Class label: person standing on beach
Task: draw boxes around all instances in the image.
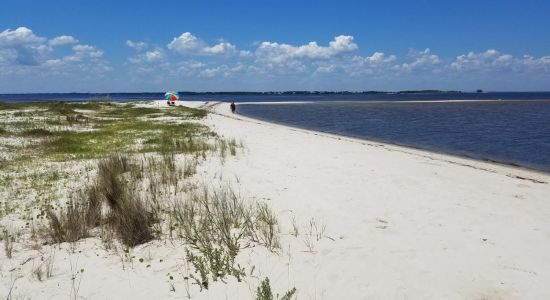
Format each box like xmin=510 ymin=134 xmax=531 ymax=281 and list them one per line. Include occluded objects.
xmin=230 ymin=102 xmax=236 ymax=113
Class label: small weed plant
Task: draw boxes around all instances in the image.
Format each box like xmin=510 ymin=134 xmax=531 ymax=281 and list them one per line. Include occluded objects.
xmin=256 ymin=277 xmax=297 ymax=300
xmin=2 ymin=229 xmax=15 ymax=259
xmin=172 ymin=185 xmax=280 ymax=290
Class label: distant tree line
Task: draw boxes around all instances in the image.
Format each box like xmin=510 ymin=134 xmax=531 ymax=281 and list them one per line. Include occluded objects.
xmin=178 ymin=90 xmax=465 ymax=95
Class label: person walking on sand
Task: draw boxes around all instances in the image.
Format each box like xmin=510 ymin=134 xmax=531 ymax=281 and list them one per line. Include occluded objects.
xmin=230 ymin=102 xmax=236 ymax=113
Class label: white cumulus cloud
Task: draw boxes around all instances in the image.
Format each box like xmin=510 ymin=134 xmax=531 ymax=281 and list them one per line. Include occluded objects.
xmin=72 ymin=44 xmax=104 ymax=58
xmin=354 ymin=52 xmax=397 ymax=65
xmin=0 ymin=27 xmax=45 ymax=46
xmin=198 ymin=64 xmax=245 ymax=78
xmin=255 ymin=35 xmax=358 ymax=64
xmin=451 ymin=49 xmax=516 ymax=71
xmin=59 ymin=44 xmax=105 ymax=65
xmin=167 ymin=32 xmax=204 ymax=53
xmin=49 ymin=35 xmax=78 ymax=46
xmin=126 ymin=40 xmax=147 ymax=51
xmin=450 ymin=49 xmax=550 ymax=73
xmin=521 ymin=55 xmax=550 ymax=70
xmin=0 ymin=27 xmax=49 ymax=65
xmin=203 ymin=42 xmax=237 ymax=55
xmin=400 ymin=48 xmax=441 ymax=72
xmin=167 ymin=32 xmax=250 ymax=56
xmin=128 ymin=49 xmax=164 ymax=64
xmin=314 ymin=52 xmax=397 ymax=76
xmin=0 ymin=26 xmax=112 ymax=90
xmin=145 ymin=50 xmax=163 ymax=61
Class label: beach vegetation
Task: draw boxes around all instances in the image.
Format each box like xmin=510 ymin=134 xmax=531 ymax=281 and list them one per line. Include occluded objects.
xmin=280 ymin=288 xmax=298 ymax=300
xmin=2 ymin=229 xmax=15 ymax=259
xmin=256 ymin=277 xmax=273 ymax=300
xmin=0 ymin=101 xmax=281 ymax=297
xmin=0 ymin=102 xmax=220 ymax=166
xmin=228 ymin=139 xmax=239 ymax=156
xmin=290 ymin=216 xmax=299 ymax=237
xmin=99 ymin=106 xmax=163 ymax=118
xmin=251 ymin=202 xmax=281 ymax=251
xmin=0 ymin=201 xmax=15 ymax=219
xmin=218 ymin=139 xmax=228 ymax=159
xmin=183 ymin=157 xmax=199 ymax=178
xmin=171 ymin=185 xmax=280 ymax=289
xmin=37 ymin=153 xmax=278 ymax=290
xmin=45 ymin=199 xmax=91 ymax=244
xmin=185 ymin=246 xmax=246 ymax=290
xmin=42 ymin=154 xmax=153 ymax=246
xmin=47 ymin=102 xmax=77 ymax=115
xmin=0 ymin=102 xmax=14 ymax=110
xmin=39 ymin=120 xmax=212 ymax=160
xmin=33 ymin=264 xmax=44 ymax=281
xmin=256 ymin=277 xmax=297 ymax=300
xmin=95 ymin=155 xmax=155 ymax=246
xmin=32 ymin=254 xmax=54 ymax=282
xmin=22 ymin=128 xmax=54 ymax=137
xmin=162 ymin=106 xmax=208 ymax=119
xmin=300 ymin=218 xmax=328 ymax=253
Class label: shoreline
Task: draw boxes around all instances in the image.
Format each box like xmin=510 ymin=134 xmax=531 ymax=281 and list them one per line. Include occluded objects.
xmin=236 ymin=99 xmax=550 ymax=104
xmin=3 ymin=98 xmax=550 ymax=104
xmin=242 ymin=113 xmax=550 ymax=179
xmin=195 ymin=100 xmax=550 ymax=183
xmin=188 ymin=99 xmax=550 ymax=298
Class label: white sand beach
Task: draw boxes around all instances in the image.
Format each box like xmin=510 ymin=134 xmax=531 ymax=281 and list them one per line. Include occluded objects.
xmin=196 ymin=100 xmax=550 ymax=299
xmin=2 ymin=100 xmax=550 ymax=299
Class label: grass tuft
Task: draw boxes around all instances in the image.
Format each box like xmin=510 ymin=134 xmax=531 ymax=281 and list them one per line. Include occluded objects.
xmin=163 ymin=106 xmax=208 ymax=119
xmin=22 ymin=128 xmax=54 ymax=136
xmin=2 ymin=229 xmax=15 ymax=259
xmin=48 ymin=102 xmax=77 ymax=115
xmin=42 ymin=154 xmax=155 ymax=247
xmin=252 ymin=203 xmax=281 ymax=251
xmin=45 ymin=200 xmax=90 ymax=244
xmin=95 ymin=155 xmax=154 ymax=247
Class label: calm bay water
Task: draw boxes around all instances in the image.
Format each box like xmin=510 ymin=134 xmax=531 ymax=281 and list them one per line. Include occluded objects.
xmin=2 ymin=91 xmax=550 ymax=102
xmin=238 ymin=99 xmax=550 ymax=173
xmin=2 ymin=92 xmax=550 ymax=172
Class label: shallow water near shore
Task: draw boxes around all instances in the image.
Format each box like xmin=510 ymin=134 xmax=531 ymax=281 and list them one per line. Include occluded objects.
xmin=238 ymin=100 xmax=550 ymax=173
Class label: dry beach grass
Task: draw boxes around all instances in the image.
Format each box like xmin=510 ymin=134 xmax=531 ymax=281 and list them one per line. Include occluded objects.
xmin=0 ymin=101 xmax=295 ymax=299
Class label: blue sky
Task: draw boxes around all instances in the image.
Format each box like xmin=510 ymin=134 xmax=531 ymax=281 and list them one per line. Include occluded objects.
xmin=1 ymin=0 xmax=549 ymax=92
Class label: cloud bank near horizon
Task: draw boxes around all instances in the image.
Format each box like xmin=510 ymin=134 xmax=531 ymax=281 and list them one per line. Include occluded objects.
xmin=1 ymin=26 xmax=550 ymax=92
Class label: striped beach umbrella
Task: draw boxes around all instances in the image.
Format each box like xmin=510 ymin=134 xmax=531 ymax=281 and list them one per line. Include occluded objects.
xmin=164 ymin=91 xmax=179 ymax=101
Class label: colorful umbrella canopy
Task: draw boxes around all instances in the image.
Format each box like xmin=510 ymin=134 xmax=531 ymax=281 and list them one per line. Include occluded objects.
xmin=164 ymin=91 xmax=179 ymax=101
